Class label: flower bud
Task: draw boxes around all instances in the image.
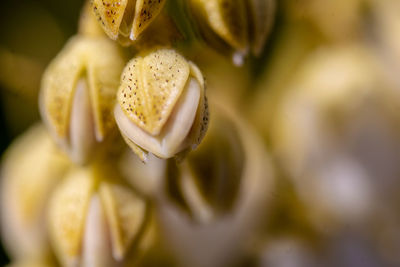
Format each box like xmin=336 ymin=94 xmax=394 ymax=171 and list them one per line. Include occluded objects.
xmin=155 ymin=101 xmax=274 ymax=267
xmin=114 ymin=48 xmax=209 ymax=161
xmin=1 ymin=124 xmax=70 ymax=261
xmin=40 ymin=35 xmax=125 ymax=164
xmin=91 ymin=0 xmax=167 ymax=44
xmin=187 ymin=0 xmax=275 ymax=64
xmin=48 ymin=164 xmax=150 ymax=267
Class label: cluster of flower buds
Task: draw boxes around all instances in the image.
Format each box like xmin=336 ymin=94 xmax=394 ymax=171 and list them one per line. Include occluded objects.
xmin=5 ymin=0 xmax=400 ymax=266
xmin=1 ymin=0 xmax=276 ymax=266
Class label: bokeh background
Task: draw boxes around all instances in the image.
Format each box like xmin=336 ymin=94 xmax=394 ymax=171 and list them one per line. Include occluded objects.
xmin=0 ymin=0 xmax=85 ymax=264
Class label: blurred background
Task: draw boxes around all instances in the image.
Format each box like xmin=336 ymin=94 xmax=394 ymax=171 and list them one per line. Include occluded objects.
xmin=0 ymin=0 xmax=84 ymax=264
xmin=1 ymin=0 xmax=400 ymax=266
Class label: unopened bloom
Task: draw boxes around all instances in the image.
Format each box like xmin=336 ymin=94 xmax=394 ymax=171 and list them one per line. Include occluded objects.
xmin=40 ymin=35 xmax=125 ymax=164
xmin=188 ymin=0 xmax=275 ymax=64
xmin=91 ymin=0 xmax=167 ymax=45
xmin=48 ymin=164 xmax=151 ymax=267
xmin=1 ymin=125 xmax=70 ymax=261
xmin=114 ymin=48 xmax=209 ymax=161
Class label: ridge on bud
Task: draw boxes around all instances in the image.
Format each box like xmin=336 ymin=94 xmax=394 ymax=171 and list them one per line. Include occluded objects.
xmin=247 ymin=0 xmax=276 ymax=56
xmin=187 ymin=0 xmax=275 ymax=65
xmin=40 ymin=35 xmax=125 ymax=164
xmin=114 ymin=48 xmax=209 ymax=161
xmin=91 ymin=0 xmax=167 ymax=44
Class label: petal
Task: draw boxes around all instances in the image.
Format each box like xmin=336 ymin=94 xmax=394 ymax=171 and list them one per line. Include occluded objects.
xmin=99 ymin=182 xmax=148 ymax=260
xmin=48 ymin=168 xmax=96 ymax=267
xmin=131 ymin=0 xmax=167 ymax=40
xmin=190 ymin=0 xmax=248 ymax=51
xmin=91 ymin=0 xmax=129 ymax=39
xmin=117 ymin=49 xmax=190 ymax=136
xmin=81 ymin=195 xmax=116 ymax=267
xmin=115 ymin=77 xmax=200 ymax=158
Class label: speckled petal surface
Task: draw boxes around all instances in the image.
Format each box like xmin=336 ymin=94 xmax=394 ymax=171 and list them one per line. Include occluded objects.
xmin=91 ymin=0 xmax=129 ymax=39
xmin=118 ymin=49 xmax=190 ymax=135
xmin=185 ymin=62 xmax=209 ymax=149
xmin=131 ymin=0 xmax=167 ymax=40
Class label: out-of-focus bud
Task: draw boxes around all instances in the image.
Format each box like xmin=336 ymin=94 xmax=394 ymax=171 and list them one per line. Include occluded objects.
xmin=114 ymin=48 xmax=209 ymax=161
xmin=91 ymin=0 xmax=167 ymax=44
xmin=369 ymin=0 xmax=400 ymax=84
xmin=48 ymin=164 xmax=151 ymax=267
xmin=187 ymin=0 xmax=275 ymax=65
xmin=247 ymin=0 xmax=276 ymax=56
xmin=40 ymin=35 xmax=125 ymax=164
xmin=1 ymin=124 xmax=70 ymax=261
xmin=154 ymin=101 xmax=274 ymax=267
xmin=271 ymin=44 xmax=400 ymax=231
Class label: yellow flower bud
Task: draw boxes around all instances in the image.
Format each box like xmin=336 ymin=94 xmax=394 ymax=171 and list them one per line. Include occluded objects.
xmin=114 ymin=48 xmax=209 ymax=161
xmin=1 ymin=124 xmax=70 ymax=261
xmin=40 ymin=35 xmax=125 ymax=164
xmin=91 ymin=0 xmax=167 ymax=44
xmin=48 ymin=164 xmax=150 ymax=267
